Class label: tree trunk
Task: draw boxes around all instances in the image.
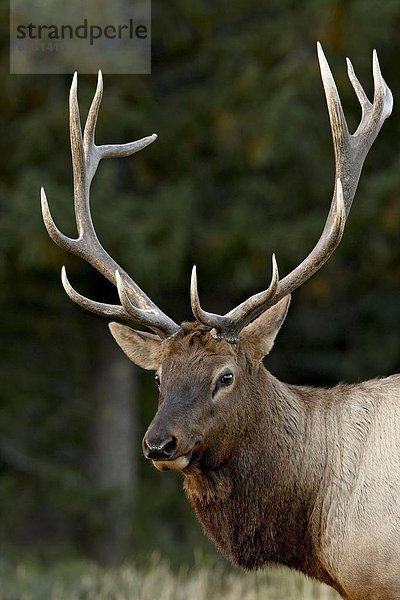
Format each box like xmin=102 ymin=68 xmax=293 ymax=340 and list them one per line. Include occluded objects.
xmin=88 ymin=321 xmax=138 ymax=565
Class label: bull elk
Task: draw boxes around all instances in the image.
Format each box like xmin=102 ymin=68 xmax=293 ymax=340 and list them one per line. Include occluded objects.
xmin=41 ymin=44 xmax=399 ymax=599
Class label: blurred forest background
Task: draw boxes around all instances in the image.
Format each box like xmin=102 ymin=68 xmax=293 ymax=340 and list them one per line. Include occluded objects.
xmin=1 ymin=0 xmax=400 ymax=593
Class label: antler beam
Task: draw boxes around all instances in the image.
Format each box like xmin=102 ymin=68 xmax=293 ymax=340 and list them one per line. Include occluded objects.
xmin=41 ymin=71 xmax=180 ymax=339
xmin=191 ymin=43 xmax=393 ymax=342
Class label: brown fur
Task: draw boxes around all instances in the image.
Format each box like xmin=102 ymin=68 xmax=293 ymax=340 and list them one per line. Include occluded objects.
xmin=110 ymin=302 xmax=400 ymax=600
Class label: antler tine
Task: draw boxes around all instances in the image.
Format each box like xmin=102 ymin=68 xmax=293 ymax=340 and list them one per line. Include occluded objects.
xmin=42 ymin=71 xmax=180 ymax=338
xmin=346 ymin=57 xmax=371 ymax=118
xmin=59 ymin=267 xmax=178 ymax=337
xmin=61 ymin=265 xmax=128 ymax=322
xmin=191 ymin=44 xmax=392 ymax=342
xmin=116 ymin=271 xmax=179 ymax=337
xmin=191 ymin=255 xmax=279 ymax=342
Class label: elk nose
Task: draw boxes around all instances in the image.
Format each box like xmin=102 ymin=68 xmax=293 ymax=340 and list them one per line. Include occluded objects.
xmin=143 ymin=436 xmax=177 ymax=460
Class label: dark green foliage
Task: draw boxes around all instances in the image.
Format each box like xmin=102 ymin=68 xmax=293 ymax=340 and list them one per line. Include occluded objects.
xmin=1 ymin=0 xmax=400 ymax=564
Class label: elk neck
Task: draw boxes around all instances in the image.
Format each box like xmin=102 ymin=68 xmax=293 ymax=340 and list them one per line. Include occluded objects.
xmin=183 ymin=365 xmax=343 ymax=583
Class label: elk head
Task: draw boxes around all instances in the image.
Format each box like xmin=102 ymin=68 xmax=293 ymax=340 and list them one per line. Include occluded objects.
xmin=109 ymin=296 xmax=290 ymax=472
xmin=42 ymin=44 xmax=392 ymax=473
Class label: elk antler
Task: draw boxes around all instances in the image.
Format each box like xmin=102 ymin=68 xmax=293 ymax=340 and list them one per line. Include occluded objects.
xmin=191 ymin=43 xmax=393 ymax=342
xmin=41 ymin=71 xmax=180 ymax=339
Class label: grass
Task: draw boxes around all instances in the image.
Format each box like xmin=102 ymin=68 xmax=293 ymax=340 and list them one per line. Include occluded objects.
xmin=0 ymin=555 xmax=340 ymax=600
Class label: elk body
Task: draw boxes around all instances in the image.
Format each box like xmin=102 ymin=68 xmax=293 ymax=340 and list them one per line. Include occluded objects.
xmin=41 ymin=45 xmax=399 ymax=599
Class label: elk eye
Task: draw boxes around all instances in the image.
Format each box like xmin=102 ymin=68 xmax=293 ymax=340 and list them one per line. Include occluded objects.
xmin=219 ymin=370 xmax=234 ymax=387
xmin=154 ymin=373 xmax=160 ymax=387
xmin=212 ymin=369 xmax=234 ymax=398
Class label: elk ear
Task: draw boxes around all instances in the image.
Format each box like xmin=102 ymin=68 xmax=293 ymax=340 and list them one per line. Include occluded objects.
xmin=240 ymin=295 xmax=291 ymax=359
xmin=108 ymin=322 xmax=162 ymax=370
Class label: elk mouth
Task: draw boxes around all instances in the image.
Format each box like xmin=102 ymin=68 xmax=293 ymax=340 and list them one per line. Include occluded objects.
xmin=151 ymin=439 xmax=201 ymax=472
xmin=152 ymin=450 xmax=194 ymax=472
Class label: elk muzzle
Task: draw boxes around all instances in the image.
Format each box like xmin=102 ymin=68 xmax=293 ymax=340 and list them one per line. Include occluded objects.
xmin=143 ymin=420 xmax=199 ymax=472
